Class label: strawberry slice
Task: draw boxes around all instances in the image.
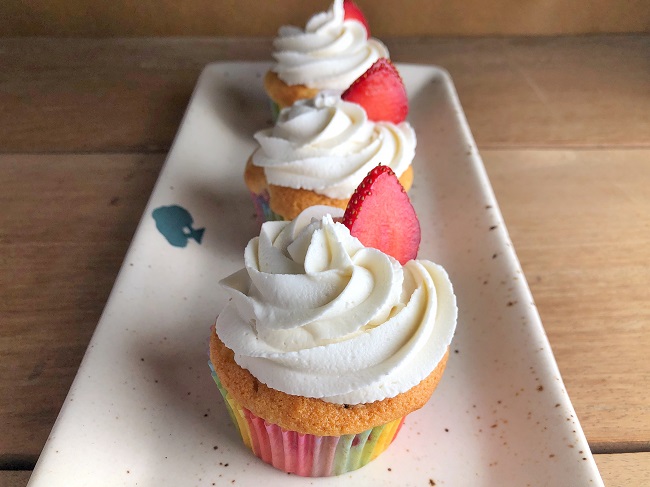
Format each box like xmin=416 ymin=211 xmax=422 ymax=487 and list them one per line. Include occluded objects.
xmin=341 ymin=58 xmax=408 ymax=124
xmin=342 ymin=165 xmax=420 ymax=264
xmin=343 ymin=0 xmax=370 ymax=37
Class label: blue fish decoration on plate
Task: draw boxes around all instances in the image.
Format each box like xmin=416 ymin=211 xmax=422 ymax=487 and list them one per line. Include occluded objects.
xmin=152 ymin=205 xmax=205 ymax=248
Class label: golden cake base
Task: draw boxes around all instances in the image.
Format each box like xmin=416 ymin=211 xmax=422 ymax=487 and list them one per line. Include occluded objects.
xmin=210 ymin=331 xmax=449 ymax=436
xmin=244 ymin=156 xmax=414 ymax=221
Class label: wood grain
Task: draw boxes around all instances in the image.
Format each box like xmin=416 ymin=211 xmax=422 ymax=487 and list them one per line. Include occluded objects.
xmin=0 ymin=471 xmax=30 ymax=487
xmin=483 ymin=149 xmax=650 ymax=450
xmin=2 ymin=0 xmax=649 ymax=37
xmin=390 ymin=36 xmax=650 ymax=149
xmin=594 ymin=453 xmax=650 ymax=487
xmin=0 ymin=154 xmax=164 ymax=460
xmin=0 ymin=38 xmax=268 ymax=154
xmin=0 ymin=36 xmax=648 ymax=153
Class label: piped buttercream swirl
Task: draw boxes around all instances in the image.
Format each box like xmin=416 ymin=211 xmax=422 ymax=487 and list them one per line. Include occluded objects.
xmin=216 ymin=206 xmax=457 ymax=404
xmin=252 ymin=92 xmax=416 ymax=199
xmin=271 ymin=0 xmax=389 ymax=90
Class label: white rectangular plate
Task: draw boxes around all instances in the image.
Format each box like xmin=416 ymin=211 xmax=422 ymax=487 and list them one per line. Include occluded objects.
xmin=29 ymin=62 xmax=604 ymax=486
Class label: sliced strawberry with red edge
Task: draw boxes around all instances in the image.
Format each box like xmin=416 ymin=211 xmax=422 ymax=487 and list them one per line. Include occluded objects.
xmin=341 ymin=58 xmax=408 ymax=124
xmin=343 ymin=0 xmax=370 ymax=38
xmin=342 ymin=165 xmax=420 ymax=264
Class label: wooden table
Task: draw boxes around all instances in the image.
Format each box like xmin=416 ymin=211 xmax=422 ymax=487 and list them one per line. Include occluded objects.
xmin=1 ymin=36 xmax=649 ymax=486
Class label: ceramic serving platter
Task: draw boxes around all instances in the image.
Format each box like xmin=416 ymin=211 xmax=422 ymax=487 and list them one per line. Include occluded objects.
xmin=28 ymin=62 xmax=604 ymax=486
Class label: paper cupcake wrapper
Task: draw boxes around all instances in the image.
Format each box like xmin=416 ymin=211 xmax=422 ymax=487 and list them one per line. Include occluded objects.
xmin=249 ymin=190 xmax=285 ymax=224
xmin=209 ymin=362 xmax=405 ymax=477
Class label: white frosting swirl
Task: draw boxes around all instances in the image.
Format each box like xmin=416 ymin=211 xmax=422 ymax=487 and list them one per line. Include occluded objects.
xmin=271 ymin=0 xmax=389 ymax=90
xmin=252 ymin=92 xmax=416 ymax=199
xmin=216 ymin=206 xmax=457 ymax=404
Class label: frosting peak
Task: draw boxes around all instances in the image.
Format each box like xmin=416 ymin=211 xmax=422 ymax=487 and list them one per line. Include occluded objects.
xmin=216 ymin=206 xmax=457 ymax=404
xmin=252 ymin=93 xmax=416 ymax=199
xmin=271 ymin=0 xmax=389 ymax=90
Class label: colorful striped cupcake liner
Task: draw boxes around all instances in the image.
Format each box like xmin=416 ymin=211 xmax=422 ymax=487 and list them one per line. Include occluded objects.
xmin=209 ymin=362 xmax=405 ymax=477
xmin=249 ymin=190 xmax=285 ymax=224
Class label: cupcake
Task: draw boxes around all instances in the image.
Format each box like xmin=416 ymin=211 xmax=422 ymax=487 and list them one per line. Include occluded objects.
xmin=210 ymin=167 xmax=458 ymax=476
xmin=247 ymin=59 xmax=415 ymax=223
xmin=265 ymin=0 xmax=388 ymax=117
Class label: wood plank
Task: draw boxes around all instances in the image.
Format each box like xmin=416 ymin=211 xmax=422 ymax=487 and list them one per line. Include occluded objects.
xmin=483 ymin=149 xmax=650 ymax=449
xmin=1 ymin=453 xmax=650 ymax=486
xmin=0 ymin=38 xmax=271 ymax=154
xmin=594 ymin=453 xmax=650 ymax=487
xmin=2 ymin=0 xmax=649 ymax=37
xmin=0 ymin=154 xmax=165 ymax=458
xmin=0 ymin=472 xmax=30 ymax=487
xmin=0 ymin=36 xmax=648 ymax=153
xmin=390 ymin=36 xmax=650 ymax=149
